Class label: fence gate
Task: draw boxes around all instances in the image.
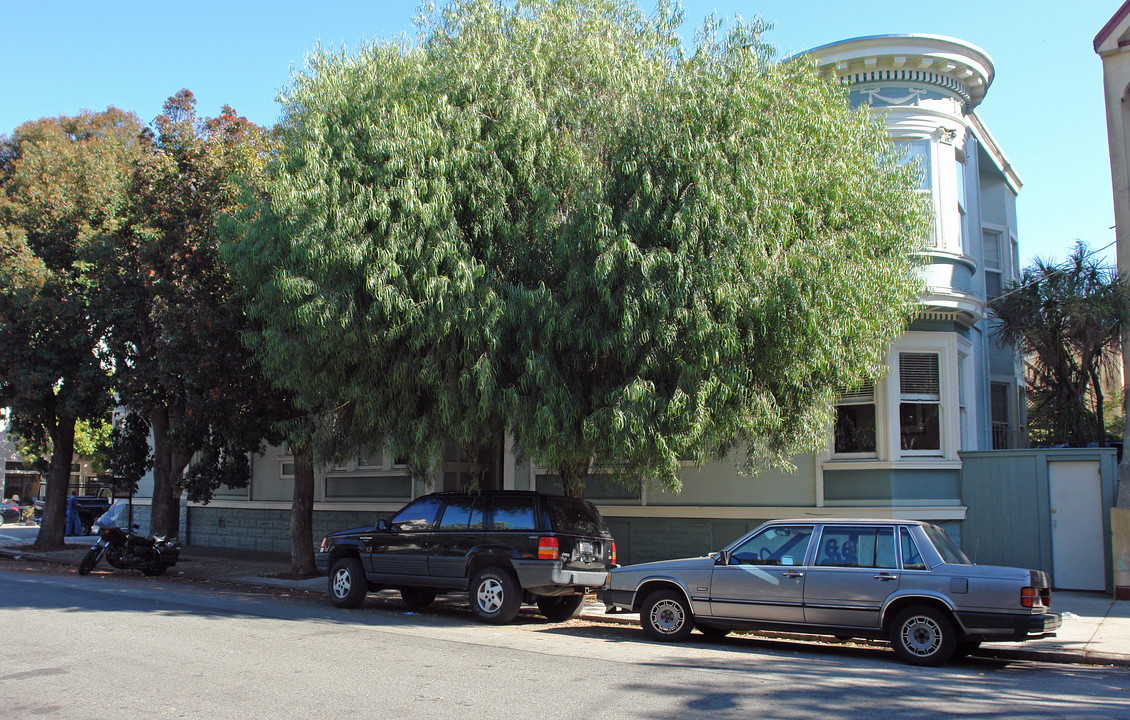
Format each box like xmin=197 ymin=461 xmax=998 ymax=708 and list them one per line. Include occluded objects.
xmin=1048 ymin=461 xmax=1106 ymax=591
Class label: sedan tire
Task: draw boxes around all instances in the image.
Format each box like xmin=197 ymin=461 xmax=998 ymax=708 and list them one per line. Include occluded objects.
xmin=890 ymin=605 xmax=957 ymax=666
xmin=641 ymin=589 xmax=694 ymax=642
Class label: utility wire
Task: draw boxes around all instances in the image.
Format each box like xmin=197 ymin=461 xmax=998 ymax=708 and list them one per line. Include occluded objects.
xmin=987 ymin=238 xmax=1119 ymax=305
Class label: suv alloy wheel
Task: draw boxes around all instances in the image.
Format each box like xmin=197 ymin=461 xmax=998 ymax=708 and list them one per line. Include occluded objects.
xmin=329 ymin=557 xmax=368 ymax=609
xmin=470 ymin=567 xmax=522 ymax=624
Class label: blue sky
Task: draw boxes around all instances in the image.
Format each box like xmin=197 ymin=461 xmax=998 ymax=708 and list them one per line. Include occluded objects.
xmin=1 ymin=1 xmax=1119 ymax=268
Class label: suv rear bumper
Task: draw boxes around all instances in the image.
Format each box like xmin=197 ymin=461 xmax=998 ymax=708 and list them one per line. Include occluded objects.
xmin=512 ymin=559 xmax=608 ymax=592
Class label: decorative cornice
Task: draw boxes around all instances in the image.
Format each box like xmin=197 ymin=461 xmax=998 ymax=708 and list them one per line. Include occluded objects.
xmin=797 ymin=35 xmax=994 ymax=113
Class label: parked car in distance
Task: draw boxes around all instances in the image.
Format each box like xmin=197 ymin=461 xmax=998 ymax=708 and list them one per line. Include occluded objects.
xmin=0 ymin=500 xmax=19 ymax=526
xmin=598 ymin=518 xmax=1061 ymax=666
xmin=32 ymin=495 xmax=111 ymax=535
xmin=316 ymin=491 xmax=617 ymax=624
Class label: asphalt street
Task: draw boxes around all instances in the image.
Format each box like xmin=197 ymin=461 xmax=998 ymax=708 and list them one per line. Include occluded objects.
xmin=1 ymin=564 xmax=1128 ymax=720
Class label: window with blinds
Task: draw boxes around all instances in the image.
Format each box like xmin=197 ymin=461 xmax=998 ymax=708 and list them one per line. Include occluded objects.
xmin=899 ymin=353 xmax=941 ymax=452
xmin=834 ymin=382 xmax=876 ymax=455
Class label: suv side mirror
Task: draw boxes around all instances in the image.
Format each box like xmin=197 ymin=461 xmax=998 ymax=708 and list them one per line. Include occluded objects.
xmin=375 ymin=518 xmax=390 ymax=532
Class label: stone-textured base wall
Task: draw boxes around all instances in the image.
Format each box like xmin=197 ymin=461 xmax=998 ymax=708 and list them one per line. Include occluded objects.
xmin=184 ymin=506 xmax=389 ymax=554
xmin=176 ymin=506 xmax=763 ymax=564
xmin=586 ymin=516 xmax=765 ymax=566
xmin=1114 ymin=507 xmax=1130 ymax=600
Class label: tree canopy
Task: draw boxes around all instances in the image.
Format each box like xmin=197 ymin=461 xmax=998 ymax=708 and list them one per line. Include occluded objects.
xmin=0 ymin=108 xmax=143 ymax=548
xmin=227 ymin=0 xmax=928 ymax=497
xmin=103 ymin=91 xmax=290 ymax=535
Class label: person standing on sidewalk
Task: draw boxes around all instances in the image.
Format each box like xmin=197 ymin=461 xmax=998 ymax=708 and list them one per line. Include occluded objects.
xmin=65 ymin=493 xmax=80 ymax=536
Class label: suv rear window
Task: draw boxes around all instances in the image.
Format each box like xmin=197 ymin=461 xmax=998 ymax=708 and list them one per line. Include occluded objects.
xmin=546 ymin=497 xmax=609 ymax=537
xmin=489 ymin=496 xmax=538 ymax=531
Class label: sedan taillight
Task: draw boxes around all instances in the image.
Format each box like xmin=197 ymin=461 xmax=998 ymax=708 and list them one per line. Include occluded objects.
xmin=1021 ymin=586 xmax=1045 ymax=608
xmin=538 ymin=536 xmax=560 ymax=560
xmin=611 ymin=542 xmax=617 ymax=565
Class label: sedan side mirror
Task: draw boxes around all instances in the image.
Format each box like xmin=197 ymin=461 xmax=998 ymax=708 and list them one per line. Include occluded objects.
xmin=714 ymin=551 xmax=727 ymax=565
xmin=375 ymin=518 xmax=390 ymax=532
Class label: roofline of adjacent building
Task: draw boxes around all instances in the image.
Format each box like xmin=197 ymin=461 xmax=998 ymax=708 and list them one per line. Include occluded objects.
xmin=968 ymin=111 xmax=1023 ymax=194
xmin=1095 ymin=0 xmax=1130 ymax=53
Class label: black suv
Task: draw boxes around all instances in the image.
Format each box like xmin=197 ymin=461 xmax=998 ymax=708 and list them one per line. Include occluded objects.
xmin=315 ymin=491 xmax=617 ymax=624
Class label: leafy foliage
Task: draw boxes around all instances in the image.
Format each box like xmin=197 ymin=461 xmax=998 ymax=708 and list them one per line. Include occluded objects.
xmin=103 ymin=91 xmax=289 ymax=532
xmin=109 ymin=410 xmax=153 ymax=496
xmin=228 ymin=0 xmax=927 ymax=497
xmin=991 ymin=241 xmax=1129 ymax=447
xmin=0 ymin=109 xmax=143 ymax=547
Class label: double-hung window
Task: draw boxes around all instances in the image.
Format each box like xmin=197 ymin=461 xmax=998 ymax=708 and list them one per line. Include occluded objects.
xmin=984 ymin=229 xmax=1002 ymax=300
xmin=955 ymin=155 xmax=968 ymax=255
xmin=834 ymin=383 xmax=877 ymax=456
xmin=897 ymin=139 xmax=935 ymax=246
xmin=899 ymin=352 xmax=942 ymax=452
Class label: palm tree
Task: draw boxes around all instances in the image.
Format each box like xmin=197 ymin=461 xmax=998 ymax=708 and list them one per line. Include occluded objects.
xmin=990 ymin=241 xmax=1129 ymax=447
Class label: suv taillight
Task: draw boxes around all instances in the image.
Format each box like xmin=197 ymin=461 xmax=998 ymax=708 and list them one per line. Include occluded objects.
xmin=611 ymin=542 xmax=617 ymax=565
xmin=538 ymin=536 xmax=560 ymax=560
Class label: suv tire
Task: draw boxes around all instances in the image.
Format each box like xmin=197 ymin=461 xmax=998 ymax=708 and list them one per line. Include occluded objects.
xmin=890 ymin=605 xmax=957 ymax=666
xmin=400 ymin=587 xmax=437 ymax=610
xmin=641 ymin=589 xmax=693 ymax=642
xmin=537 ymin=594 xmax=584 ymax=622
xmin=329 ymin=557 xmax=368 ymax=609
xmin=470 ymin=567 xmax=521 ymax=624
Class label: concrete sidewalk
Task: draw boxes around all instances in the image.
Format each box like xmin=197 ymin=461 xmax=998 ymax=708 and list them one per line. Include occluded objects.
xmin=2 ymin=531 xmax=1127 ymax=667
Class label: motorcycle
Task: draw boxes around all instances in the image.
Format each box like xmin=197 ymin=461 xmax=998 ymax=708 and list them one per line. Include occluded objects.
xmin=78 ymin=500 xmax=180 ymax=577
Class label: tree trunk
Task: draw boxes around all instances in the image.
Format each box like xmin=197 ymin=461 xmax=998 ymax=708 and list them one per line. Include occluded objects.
xmin=150 ymin=406 xmax=176 ymax=537
xmin=289 ymin=442 xmax=318 ymax=577
xmin=169 ymin=432 xmax=190 ymax=539
xmin=1090 ymin=366 xmax=1106 ymax=446
xmin=559 ymin=460 xmax=589 ymax=499
xmin=32 ymin=413 xmax=76 ymax=551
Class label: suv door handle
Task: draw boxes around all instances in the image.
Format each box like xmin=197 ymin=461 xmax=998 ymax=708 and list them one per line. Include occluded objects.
xmin=873 ymin=573 xmax=898 ymax=581
xmin=781 ymin=570 xmax=804 ymax=578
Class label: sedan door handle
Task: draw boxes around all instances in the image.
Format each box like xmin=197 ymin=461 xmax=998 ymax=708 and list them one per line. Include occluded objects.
xmin=873 ymin=573 xmax=898 ymax=581
xmin=781 ymin=570 xmax=804 ymax=578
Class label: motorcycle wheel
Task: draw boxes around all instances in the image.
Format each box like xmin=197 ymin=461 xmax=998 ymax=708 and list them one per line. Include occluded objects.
xmin=78 ymin=546 xmax=102 ymax=576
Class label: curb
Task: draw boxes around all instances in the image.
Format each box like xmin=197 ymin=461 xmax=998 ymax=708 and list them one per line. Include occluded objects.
xmin=577 ymin=608 xmax=1130 ymax=667
xmin=6 ymin=547 xmax=1126 ymax=667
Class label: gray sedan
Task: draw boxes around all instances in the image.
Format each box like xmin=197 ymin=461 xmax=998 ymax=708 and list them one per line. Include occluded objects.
xmin=597 ymin=518 xmax=1061 ymax=666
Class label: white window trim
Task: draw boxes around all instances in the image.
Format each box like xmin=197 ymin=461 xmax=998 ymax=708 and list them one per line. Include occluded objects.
xmin=830 ymin=382 xmax=883 ymax=460
xmin=885 ymin=332 xmax=962 ymax=462
xmin=825 ymin=333 xmax=964 ymax=466
xmin=892 ymin=135 xmax=938 ymax=247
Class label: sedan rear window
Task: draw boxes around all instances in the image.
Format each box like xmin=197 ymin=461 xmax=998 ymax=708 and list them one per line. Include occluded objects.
xmin=546 ymin=497 xmax=609 ymax=537
xmin=923 ymin=524 xmax=972 ymax=565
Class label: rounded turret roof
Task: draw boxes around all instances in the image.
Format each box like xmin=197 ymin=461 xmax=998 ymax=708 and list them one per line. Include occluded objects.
xmin=799 ymin=34 xmax=995 ymax=111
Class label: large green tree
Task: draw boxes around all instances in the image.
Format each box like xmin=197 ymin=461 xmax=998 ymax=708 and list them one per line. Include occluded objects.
xmin=105 ymin=91 xmax=288 ymax=536
xmin=0 ymin=109 xmax=143 ymax=549
xmin=991 ymin=241 xmax=1130 ymax=447
xmin=228 ymin=0 xmax=927 ymax=497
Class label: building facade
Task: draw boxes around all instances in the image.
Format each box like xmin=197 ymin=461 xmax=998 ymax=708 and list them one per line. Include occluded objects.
xmin=1094 ymin=2 xmax=1130 ymax=599
xmin=137 ymin=34 xmax=1029 ymax=566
